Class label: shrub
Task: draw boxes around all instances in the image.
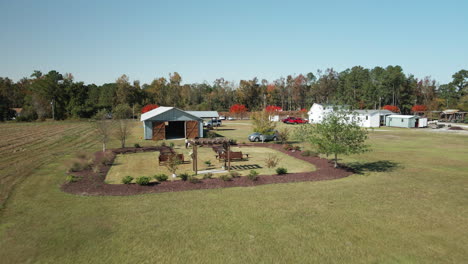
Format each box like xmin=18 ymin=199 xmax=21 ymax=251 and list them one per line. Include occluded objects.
xmin=283 ymin=144 xmax=293 ymax=151
xmin=293 ymin=145 xmax=301 ymax=151
xmin=276 ymin=167 xmax=288 ymax=175
xmin=135 ymin=176 xmax=151 ymax=185
xmin=179 ymin=173 xmax=190 ymax=181
xmin=169 ymin=142 xmax=175 ymax=148
xmin=100 ymin=151 xmax=114 ymax=166
xmin=65 ymin=175 xmax=81 ymax=183
xmin=154 ymin=174 xmax=168 ymax=182
xmin=278 ymin=128 xmax=290 ymax=144
xmin=264 ymin=154 xmax=280 ymax=168
xmin=230 ymin=139 xmax=237 ymax=145
xmin=134 ymin=143 xmax=141 ymax=148
xmin=121 ymin=176 xmax=134 ymax=184
xmin=207 ymin=131 xmax=217 ymax=138
xmin=247 ymin=170 xmax=259 ymax=181
xmin=203 ymin=172 xmax=213 ymax=179
xmin=204 ymin=160 xmax=212 ymax=167
xmin=160 ymin=142 xmax=166 ymax=147
xmin=92 ymin=164 xmax=102 ymax=173
xmin=219 ymin=174 xmax=232 ymax=181
xmin=188 ymin=175 xmax=200 ymax=183
xmin=229 ymin=171 xmax=240 ymax=178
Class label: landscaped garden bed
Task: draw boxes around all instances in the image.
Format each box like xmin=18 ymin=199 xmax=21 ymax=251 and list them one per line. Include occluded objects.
xmin=61 ymin=144 xmax=353 ymax=196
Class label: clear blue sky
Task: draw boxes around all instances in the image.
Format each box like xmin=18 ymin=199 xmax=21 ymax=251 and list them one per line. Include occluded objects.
xmin=1 ymin=0 xmax=467 ymax=85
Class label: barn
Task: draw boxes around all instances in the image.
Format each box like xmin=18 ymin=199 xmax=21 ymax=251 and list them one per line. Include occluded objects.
xmin=141 ymin=107 xmax=204 ymax=140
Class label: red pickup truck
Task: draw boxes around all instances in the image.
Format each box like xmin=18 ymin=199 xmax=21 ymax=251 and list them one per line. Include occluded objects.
xmin=282 ymin=117 xmax=307 ymax=124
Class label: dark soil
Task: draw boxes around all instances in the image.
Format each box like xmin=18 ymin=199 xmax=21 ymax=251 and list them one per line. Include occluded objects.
xmin=61 ymin=144 xmax=353 ymax=196
xmin=448 ymin=126 xmax=464 ymax=130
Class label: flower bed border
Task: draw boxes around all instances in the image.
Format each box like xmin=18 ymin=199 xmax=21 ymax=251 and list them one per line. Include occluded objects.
xmin=61 ymin=144 xmax=353 ymax=196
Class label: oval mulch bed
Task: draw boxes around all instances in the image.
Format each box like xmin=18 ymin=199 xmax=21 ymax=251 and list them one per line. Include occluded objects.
xmin=61 ymin=144 xmax=354 ymax=196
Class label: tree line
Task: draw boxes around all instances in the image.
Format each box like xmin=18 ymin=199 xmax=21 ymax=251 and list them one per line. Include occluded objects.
xmin=0 ymin=66 xmax=467 ymax=121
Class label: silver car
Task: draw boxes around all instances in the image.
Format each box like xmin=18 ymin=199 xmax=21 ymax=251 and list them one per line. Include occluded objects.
xmin=248 ymin=130 xmax=279 ymax=142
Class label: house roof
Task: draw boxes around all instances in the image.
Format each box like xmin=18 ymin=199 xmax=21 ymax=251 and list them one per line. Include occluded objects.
xmin=387 ymin=115 xmax=418 ymax=119
xmin=140 ymin=107 xmax=202 ymax=121
xmin=354 ymin=110 xmax=393 ymax=115
xmin=442 ymin=109 xmax=459 ymax=114
xmin=185 ymin=111 xmax=219 ymax=118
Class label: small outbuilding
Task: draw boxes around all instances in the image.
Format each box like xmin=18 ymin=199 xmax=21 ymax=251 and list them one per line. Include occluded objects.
xmin=385 ymin=115 xmax=427 ymax=128
xmin=353 ymin=110 xmax=393 ymax=128
xmin=141 ymin=107 xmax=204 ymax=140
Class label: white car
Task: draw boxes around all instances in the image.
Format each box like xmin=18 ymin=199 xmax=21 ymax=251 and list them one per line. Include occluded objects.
xmin=227 ymin=117 xmax=235 ymax=120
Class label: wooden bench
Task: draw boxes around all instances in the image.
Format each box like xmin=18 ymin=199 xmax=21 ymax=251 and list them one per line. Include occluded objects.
xmin=159 ymin=154 xmax=184 ymax=165
xmin=218 ymin=151 xmax=247 ymax=161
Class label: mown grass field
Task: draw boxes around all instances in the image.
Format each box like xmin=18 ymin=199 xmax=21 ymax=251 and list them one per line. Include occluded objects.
xmin=1 ymin=120 xmax=467 ymax=263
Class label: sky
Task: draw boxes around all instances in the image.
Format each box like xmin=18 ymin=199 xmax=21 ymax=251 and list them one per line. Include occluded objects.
xmin=1 ymin=0 xmax=467 ymax=85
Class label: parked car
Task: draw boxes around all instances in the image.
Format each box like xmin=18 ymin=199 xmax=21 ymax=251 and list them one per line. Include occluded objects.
xmin=227 ymin=116 xmax=235 ymax=120
xmin=203 ymin=119 xmax=222 ymax=127
xmin=282 ymin=117 xmax=307 ymax=124
xmin=219 ymin=116 xmax=226 ymax=120
xmin=248 ymin=130 xmax=279 ymax=142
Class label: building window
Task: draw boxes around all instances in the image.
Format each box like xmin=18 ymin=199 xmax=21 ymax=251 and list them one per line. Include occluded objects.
xmin=401 ymin=119 xmax=404 ymax=122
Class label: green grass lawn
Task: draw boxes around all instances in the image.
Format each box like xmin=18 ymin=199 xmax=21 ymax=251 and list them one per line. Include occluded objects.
xmin=105 ymin=146 xmax=315 ymax=183
xmin=1 ymin=120 xmax=467 ymax=263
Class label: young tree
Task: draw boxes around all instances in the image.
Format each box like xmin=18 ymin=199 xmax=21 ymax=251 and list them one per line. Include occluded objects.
xmin=96 ymin=119 xmax=113 ymax=152
xmin=251 ymin=110 xmax=276 ymax=143
xmin=303 ymin=110 xmax=370 ymax=168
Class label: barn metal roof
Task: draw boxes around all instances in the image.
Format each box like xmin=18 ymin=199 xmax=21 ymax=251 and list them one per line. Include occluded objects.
xmin=140 ymin=107 xmax=202 ymax=121
xmin=387 ymin=115 xmax=418 ymax=119
xmin=354 ymin=110 xmax=394 ymax=115
xmin=185 ymin=111 xmax=219 ymax=118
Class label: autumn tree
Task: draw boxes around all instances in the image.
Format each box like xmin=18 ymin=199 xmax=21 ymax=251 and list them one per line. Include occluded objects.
xmin=229 ymin=104 xmax=247 ymax=119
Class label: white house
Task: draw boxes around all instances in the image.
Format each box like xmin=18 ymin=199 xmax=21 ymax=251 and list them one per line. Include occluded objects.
xmin=308 ymin=104 xmax=344 ymax=124
xmin=307 ymin=103 xmax=393 ymax=128
xmin=353 ymin=110 xmax=393 ymax=128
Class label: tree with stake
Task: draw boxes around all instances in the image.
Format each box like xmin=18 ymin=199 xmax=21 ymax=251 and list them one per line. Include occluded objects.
xmin=303 ymin=110 xmax=370 ymax=168
xmin=96 ymin=117 xmax=113 ymax=152
xmin=251 ymin=110 xmax=276 ymax=143
xmin=113 ymin=104 xmax=132 ymax=148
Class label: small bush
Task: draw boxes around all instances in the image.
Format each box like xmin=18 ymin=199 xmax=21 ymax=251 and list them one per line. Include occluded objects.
xmin=219 ymin=174 xmax=232 ymax=181
xmin=160 ymin=142 xmax=166 ymax=147
xmin=283 ymin=144 xmax=293 ymax=151
xmin=278 ymin=128 xmax=290 ymax=144
xmin=134 ymin=143 xmax=141 ymax=148
xmin=293 ymin=145 xmax=301 ymax=151
xmin=135 ymin=176 xmax=151 ymax=185
xmin=154 ymin=174 xmax=168 ymax=182
xmin=179 ymin=173 xmax=189 ymax=181
xmin=229 ymin=171 xmax=240 ymax=178
xmin=121 ymin=175 xmax=134 ymax=184
xmin=264 ymin=154 xmax=280 ymax=168
xmin=247 ymin=170 xmax=259 ymax=181
xmin=207 ymin=131 xmax=217 ymax=138
xmin=188 ymin=175 xmax=200 ymax=183
xmin=169 ymin=142 xmax=175 ymax=148
xmin=276 ymin=167 xmax=288 ymax=175
xmin=204 ymin=160 xmax=212 ymax=167
xmin=100 ymin=151 xmax=114 ymax=166
xmin=203 ymin=172 xmax=213 ymax=179
xmin=230 ymin=139 xmax=237 ymax=145
xmin=92 ymin=164 xmax=102 ymax=173
xmin=65 ymin=175 xmax=81 ymax=183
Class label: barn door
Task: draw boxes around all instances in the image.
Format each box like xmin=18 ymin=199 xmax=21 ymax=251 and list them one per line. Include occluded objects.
xmin=152 ymin=122 xmax=166 ymax=140
xmin=185 ymin=121 xmax=199 ymax=138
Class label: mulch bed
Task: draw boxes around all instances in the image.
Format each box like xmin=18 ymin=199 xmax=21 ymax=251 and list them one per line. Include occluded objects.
xmin=61 ymin=144 xmax=354 ymax=196
xmin=448 ymin=126 xmax=464 ymax=130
